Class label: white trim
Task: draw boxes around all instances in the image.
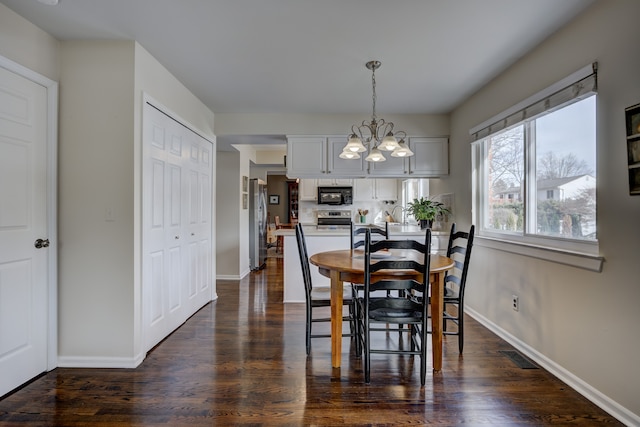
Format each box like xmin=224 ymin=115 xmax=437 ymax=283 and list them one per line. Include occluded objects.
xmin=470 ymin=63 xmax=595 ymax=135
xmin=0 ymin=55 xmax=59 ymax=371
xmin=475 ymin=236 xmax=604 ymax=272
xmin=57 ymin=354 xmax=145 ymax=369
xmin=465 ymin=307 xmax=639 ymax=426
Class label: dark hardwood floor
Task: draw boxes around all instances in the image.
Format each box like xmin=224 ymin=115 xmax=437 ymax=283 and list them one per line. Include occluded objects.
xmin=0 ymin=257 xmax=622 ymax=426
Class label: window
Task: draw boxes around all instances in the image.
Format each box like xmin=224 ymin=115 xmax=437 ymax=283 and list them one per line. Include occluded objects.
xmin=472 ymin=64 xmax=598 ymax=256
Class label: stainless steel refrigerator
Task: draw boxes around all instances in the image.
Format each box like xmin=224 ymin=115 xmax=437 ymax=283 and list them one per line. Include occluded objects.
xmin=249 ymin=178 xmax=267 ymax=270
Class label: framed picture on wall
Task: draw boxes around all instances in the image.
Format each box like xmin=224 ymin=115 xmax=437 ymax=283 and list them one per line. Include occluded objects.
xmin=242 ymin=193 xmax=248 ymax=209
xmin=242 ymin=176 xmax=248 ymax=193
xmin=269 ymin=195 xmax=279 ymax=205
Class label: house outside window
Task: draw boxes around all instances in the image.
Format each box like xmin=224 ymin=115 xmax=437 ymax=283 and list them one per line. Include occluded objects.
xmin=471 ymin=64 xmax=598 ymax=255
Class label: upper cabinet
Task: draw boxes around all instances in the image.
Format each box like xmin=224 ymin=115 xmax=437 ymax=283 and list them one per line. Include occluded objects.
xmin=286 ymin=136 xmax=366 ymax=178
xmin=408 ymin=137 xmax=449 ymax=176
xmin=327 ymin=137 xmax=367 ymax=177
xmin=354 ymin=178 xmax=398 ymax=201
xmin=287 ymin=135 xmax=448 ymax=178
xmin=286 ymin=136 xmax=326 ymax=176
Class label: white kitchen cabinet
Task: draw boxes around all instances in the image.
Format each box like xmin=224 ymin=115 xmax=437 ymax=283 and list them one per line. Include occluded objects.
xmin=287 ymin=136 xmax=365 ymax=178
xmin=367 ymin=154 xmax=408 ymax=176
xmin=353 ymin=179 xmax=374 ymax=201
xmin=317 ymin=178 xmax=353 ymax=186
xmin=299 ymin=179 xmax=318 ymax=201
xmin=288 ymin=135 xmax=448 ymax=178
xmin=375 ymin=179 xmax=398 ymax=200
xmin=286 ymin=136 xmax=326 ymax=177
xmin=327 ymin=137 xmax=366 ymax=177
xmin=408 ymin=137 xmax=449 ymax=176
xmin=354 ymin=178 xmax=397 ymax=201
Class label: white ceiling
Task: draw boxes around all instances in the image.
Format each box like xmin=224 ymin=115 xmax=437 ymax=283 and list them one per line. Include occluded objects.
xmin=1 ymin=0 xmax=596 ymax=150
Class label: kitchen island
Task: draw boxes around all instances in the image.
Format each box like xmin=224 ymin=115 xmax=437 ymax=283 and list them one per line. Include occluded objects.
xmin=274 ymin=224 xmax=449 ymax=303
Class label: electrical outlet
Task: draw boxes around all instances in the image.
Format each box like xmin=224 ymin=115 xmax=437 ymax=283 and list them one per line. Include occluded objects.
xmin=512 ymin=295 xmax=519 ymax=311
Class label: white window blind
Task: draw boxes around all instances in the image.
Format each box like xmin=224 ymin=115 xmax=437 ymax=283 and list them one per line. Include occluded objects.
xmin=470 ymin=63 xmax=598 ymax=141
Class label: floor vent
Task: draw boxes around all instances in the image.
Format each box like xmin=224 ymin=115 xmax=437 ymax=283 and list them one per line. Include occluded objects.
xmin=499 ymin=350 xmax=539 ymax=369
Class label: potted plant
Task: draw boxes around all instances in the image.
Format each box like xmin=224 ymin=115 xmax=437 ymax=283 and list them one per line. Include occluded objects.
xmin=406 ymin=197 xmax=450 ymax=229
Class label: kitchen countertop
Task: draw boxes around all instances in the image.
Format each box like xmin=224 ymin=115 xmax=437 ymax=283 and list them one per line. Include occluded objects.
xmin=273 ymin=223 xmax=449 ymax=237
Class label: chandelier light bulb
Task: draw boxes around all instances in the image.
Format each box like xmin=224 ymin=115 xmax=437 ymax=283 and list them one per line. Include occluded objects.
xmin=365 ymin=147 xmax=386 ymax=162
xmin=391 ymin=139 xmax=414 ymax=158
xmin=379 ymin=133 xmax=399 ymax=151
xmin=339 ymin=149 xmax=361 ymax=159
xmin=345 ymin=134 xmax=367 ymax=153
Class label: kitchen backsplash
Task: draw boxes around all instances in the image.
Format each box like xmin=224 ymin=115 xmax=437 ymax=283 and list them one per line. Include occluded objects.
xmin=298 ymin=200 xmax=405 ymax=225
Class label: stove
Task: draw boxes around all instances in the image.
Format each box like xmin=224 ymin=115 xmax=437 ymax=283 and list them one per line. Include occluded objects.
xmin=316 ymin=210 xmax=352 ymax=229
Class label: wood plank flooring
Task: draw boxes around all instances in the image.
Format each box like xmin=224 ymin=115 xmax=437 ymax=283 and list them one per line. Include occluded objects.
xmin=0 ymin=257 xmax=622 ymax=426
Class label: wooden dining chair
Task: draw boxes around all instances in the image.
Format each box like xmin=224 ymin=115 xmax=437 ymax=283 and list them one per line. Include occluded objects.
xmin=275 ymin=215 xmax=284 ymax=253
xmin=355 ymin=228 xmax=432 ymax=385
xmin=295 ymin=223 xmax=355 ymax=355
xmin=438 ymin=223 xmax=475 ymax=353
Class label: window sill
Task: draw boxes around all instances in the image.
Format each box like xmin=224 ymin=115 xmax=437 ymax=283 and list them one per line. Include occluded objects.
xmin=475 ymin=236 xmax=604 ymax=272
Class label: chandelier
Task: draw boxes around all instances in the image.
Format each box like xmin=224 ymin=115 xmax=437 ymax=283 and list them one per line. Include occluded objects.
xmin=341 ymin=60 xmax=413 ymax=162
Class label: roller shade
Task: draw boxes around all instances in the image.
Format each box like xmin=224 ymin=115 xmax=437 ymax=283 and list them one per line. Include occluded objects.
xmin=470 ymin=63 xmax=597 ymax=141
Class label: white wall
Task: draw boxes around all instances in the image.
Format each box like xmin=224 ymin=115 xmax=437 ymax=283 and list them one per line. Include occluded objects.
xmin=0 ymin=4 xmax=59 ymax=81
xmin=58 ymin=40 xmax=136 ymax=362
xmin=55 ymin=40 xmax=215 ymax=366
xmin=215 ymin=113 xmax=449 ymax=137
xmin=434 ymin=1 xmax=640 ymax=422
xmin=216 ymin=151 xmax=242 ymax=278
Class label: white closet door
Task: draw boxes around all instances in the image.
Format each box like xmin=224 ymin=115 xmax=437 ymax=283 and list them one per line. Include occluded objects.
xmin=143 ymin=102 xmax=213 ymax=351
xmin=0 ymin=65 xmax=49 ymax=397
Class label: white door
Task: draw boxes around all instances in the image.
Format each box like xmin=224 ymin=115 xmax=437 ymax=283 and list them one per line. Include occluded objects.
xmin=142 ymin=102 xmax=213 ymax=352
xmin=0 ymin=66 xmax=49 ymax=396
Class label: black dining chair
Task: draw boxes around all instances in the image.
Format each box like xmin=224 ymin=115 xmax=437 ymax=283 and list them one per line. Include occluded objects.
xmin=295 ymin=223 xmax=355 ymax=355
xmin=350 ymin=222 xmax=389 ymax=249
xmin=355 ymin=228 xmax=432 ymax=385
xmin=438 ymin=223 xmax=475 ymax=353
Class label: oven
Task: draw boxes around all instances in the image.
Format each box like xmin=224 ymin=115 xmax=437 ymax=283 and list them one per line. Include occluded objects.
xmin=316 ymin=210 xmax=352 ymax=229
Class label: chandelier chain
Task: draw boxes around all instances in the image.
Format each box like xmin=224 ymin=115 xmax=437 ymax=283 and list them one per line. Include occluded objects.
xmin=371 ymin=65 xmax=377 ymax=122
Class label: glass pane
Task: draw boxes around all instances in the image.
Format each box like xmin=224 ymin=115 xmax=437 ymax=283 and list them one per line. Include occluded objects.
xmin=534 ymin=96 xmax=596 ymax=240
xmin=485 ymin=125 xmax=524 ymax=232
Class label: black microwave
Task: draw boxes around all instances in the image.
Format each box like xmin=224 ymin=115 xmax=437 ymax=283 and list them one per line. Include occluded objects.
xmin=317 ymin=186 xmax=353 ymax=205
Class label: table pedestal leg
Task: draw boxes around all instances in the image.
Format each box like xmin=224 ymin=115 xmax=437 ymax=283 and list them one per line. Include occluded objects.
xmin=330 ymin=270 xmax=343 ymax=368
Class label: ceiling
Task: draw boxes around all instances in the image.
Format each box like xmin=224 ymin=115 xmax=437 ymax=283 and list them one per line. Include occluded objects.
xmin=1 ymin=0 xmax=596 ymax=150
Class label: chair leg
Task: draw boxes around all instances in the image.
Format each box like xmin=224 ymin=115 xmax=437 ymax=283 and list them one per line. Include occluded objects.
xmin=364 ymin=320 xmax=371 ymax=384
xmin=458 ymin=303 xmax=464 ymax=354
xmin=306 ymin=305 xmax=312 ymax=355
xmin=353 ymin=301 xmax=362 ymax=356
xmin=420 ymin=322 xmax=427 ymax=386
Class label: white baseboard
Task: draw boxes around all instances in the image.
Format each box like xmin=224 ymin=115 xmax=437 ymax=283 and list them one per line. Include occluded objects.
xmin=216 ymin=274 xmax=242 ymax=280
xmin=57 ymin=353 xmax=145 ymax=369
xmin=465 ymin=307 xmax=639 ymax=426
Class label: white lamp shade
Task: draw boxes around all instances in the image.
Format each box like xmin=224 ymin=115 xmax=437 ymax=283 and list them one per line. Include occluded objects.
xmin=345 ymin=135 xmax=367 ymax=153
xmin=379 ymin=133 xmax=399 ymax=151
xmin=391 ymin=140 xmax=414 ymax=157
xmin=339 ymin=150 xmax=361 ymax=159
xmin=365 ymin=147 xmax=386 ymax=162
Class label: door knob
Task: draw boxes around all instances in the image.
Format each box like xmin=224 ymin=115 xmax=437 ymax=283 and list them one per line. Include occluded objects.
xmin=34 ymin=238 xmax=50 ymax=249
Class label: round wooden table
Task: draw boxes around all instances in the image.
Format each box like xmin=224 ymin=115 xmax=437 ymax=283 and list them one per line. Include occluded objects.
xmin=310 ymin=249 xmax=454 ymax=372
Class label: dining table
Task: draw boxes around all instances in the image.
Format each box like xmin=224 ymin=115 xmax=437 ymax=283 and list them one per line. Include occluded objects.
xmin=309 ymin=248 xmax=455 ymax=372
